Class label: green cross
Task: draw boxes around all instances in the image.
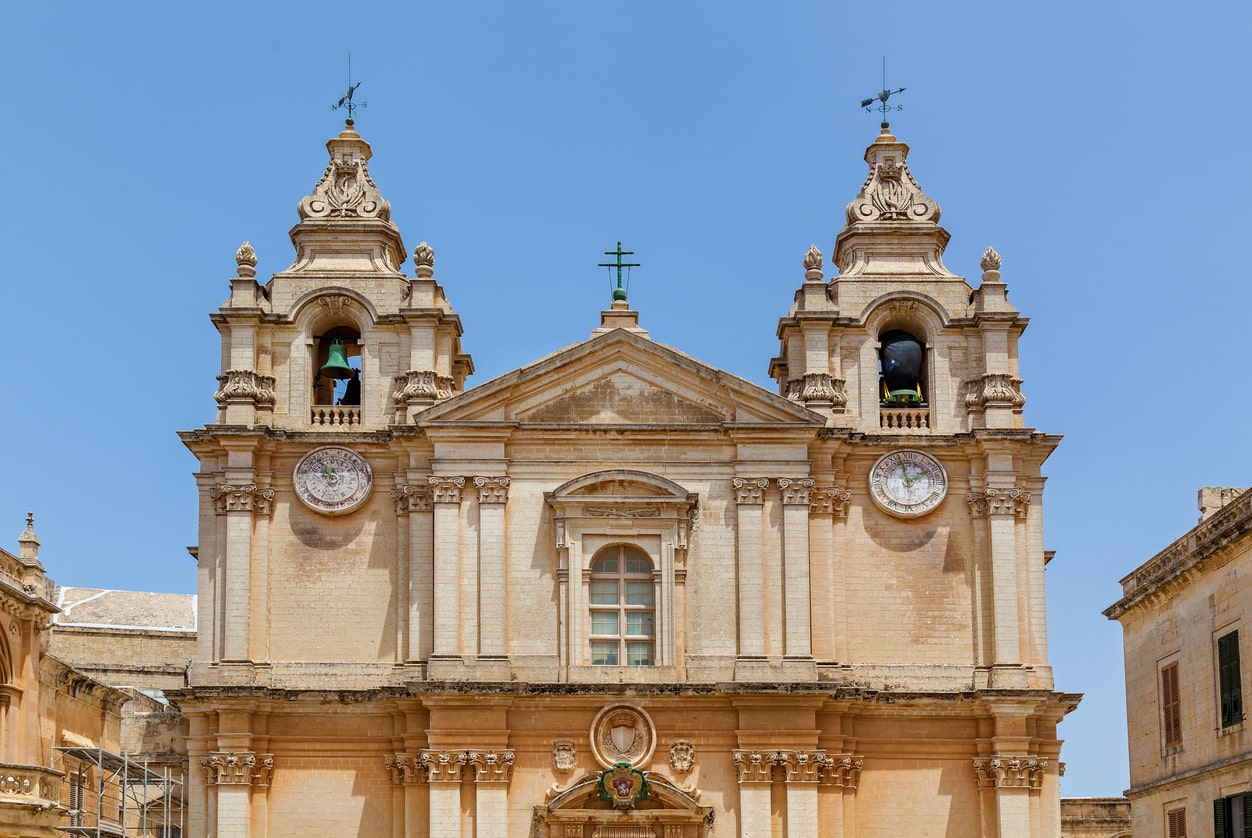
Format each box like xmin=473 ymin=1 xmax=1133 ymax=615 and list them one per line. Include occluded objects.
xmin=598 ymin=242 xmax=640 ymax=302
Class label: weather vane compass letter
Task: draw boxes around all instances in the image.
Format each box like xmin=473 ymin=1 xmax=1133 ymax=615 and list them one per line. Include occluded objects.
xmin=332 ymin=55 xmax=367 ymax=126
xmin=860 ymin=58 xmax=905 ymax=129
xmin=598 ymin=242 xmax=641 ymax=303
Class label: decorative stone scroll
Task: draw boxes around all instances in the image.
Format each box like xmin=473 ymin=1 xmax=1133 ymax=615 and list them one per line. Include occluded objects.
xmin=475 ymin=476 xmax=511 ymax=505
xmin=552 ymin=739 xmax=577 ymax=774
xmin=200 ymin=752 xmax=274 ymax=786
xmin=391 ymin=484 xmax=432 ymax=514
xmin=810 ymin=487 xmax=853 ymax=517
xmin=964 ymin=374 xmax=1026 ymax=410
xmin=392 ymin=370 xmax=456 ymax=406
xmin=428 ymin=476 xmax=466 ymax=504
xmin=846 ymin=149 xmax=941 ymax=225
xmin=818 ymin=754 xmax=864 ymax=789
xmin=214 ymin=370 xmax=276 ymax=406
xmin=384 ymin=754 xmax=425 ymax=785
xmin=299 ymin=149 xmax=390 ymax=221
xmin=669 ymin=739 xmax=695 ymax=774
xmin=972 ymin=756 xmax=1047 ymax=789
xmin=733 ymin=478 xmax=770 ymax=505
xmin=464 ymin=749 xmax=516 ymax=783
xmin=210 ymin=484 xmax=275 ymax=516
xmin=966 ymin=487 xmax=1032 ymax=518
xmin=778 ymin=478 xmax=815 ymax=505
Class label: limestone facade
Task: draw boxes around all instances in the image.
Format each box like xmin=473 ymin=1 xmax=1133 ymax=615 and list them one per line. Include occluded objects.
xmin=1106 ymin=488 xmax=1252 ymax=838
xmin=169 ymin=121 xmax=1079 ymax=836
xmin=1060 ymin=798 xmax=1132 ymax=838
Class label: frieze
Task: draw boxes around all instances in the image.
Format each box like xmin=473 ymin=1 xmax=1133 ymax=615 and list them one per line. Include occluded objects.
xmin=972 ymin=756 xmax=1047 ymax=789
xmin=585 ymin=504 xmax=661 ymax=518
xmin=966 ymin=487 xmax=1032 ymax=518
xmin=210 ymin=484 xmax=275 ymax=516
xmin=810 ymin=487 xmax=853 ymax=517
xmin=392 ymin=484 xmax=432 ymax=514
xmin=214 ymin=370 xmax=276 ymax=406
xmin=200 ymin=752 xmax=274 ymax=786
xmin=778 ymin=477 xmax=815 ymax=505
xmin=428 ymin=476 xmax=466 ymax=504
xmin=475 ymin=476 xmax=511 ymax=505
xmin=964 ymin=374 xmax=1026 ymax=410
xmin=733 ymin=478 xmax=770 ymax=505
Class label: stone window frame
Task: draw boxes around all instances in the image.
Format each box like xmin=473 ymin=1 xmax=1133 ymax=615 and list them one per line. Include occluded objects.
xmin=546 ymin=469 xmax=696 ymax=679
xmin=290 ymin=288 xmax=380 ymax=424
xmin=862 ymin=295 xmax=946 ymax=431
xmin=587 ymin=544 xmax=657 ymax=666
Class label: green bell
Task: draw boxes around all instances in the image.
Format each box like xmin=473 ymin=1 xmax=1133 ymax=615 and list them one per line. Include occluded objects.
xmin=320 ymin=339 xmax=356 ymax=380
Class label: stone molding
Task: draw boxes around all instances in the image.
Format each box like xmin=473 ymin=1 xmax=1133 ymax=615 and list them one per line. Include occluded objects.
xmin=972 ymin=756 xmax=1047 ymax=789
xmin=733 ymin=478 xmax=770 ymax=505
xmin=966 ymin=487 xmax=1032 ymax=518
xmin=200 ymin=752 xmax=274 ymax=786
xmin=428 ymin=476 xmax=466 ymax=504
xmin=210 ymin=484 xmax=275 ymax=516
xmin=475 ymin=476 xmax=511 ymax=505
xmin=669 ymin=739 xmax=695 ymax=774
xmin=384 ymin=754 xmax=425 ymax=785
xmin=810 ymin=487 xmax=853 ymax=517
xmin=778 ymin=477 xmax=815 ymax=505
xmin=214 ymin=370 xmax=276 ymax=406
xmin=418 ymin=749 xmax=515 ymax=784
xmin=392 ymin=484 xmax=432 ymax=514
xmin=391 ymin=369 xmax=456 ymax=406
xmin=964 ymin=374 xmax=1026 ymax=410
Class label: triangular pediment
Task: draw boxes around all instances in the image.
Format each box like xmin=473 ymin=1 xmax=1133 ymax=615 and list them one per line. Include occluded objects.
xmin=418 ymin=329 xmax=822 ymax=427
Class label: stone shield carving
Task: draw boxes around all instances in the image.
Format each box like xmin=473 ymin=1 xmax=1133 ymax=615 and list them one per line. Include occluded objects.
xmin=590 ymin=703 xmax=656 ymax=769
xmin=551 ymin=739 xmax=577 ymax=774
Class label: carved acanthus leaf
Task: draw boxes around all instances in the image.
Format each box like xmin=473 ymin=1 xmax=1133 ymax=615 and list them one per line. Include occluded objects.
xmin=392 ymin=370 xmax=456 ymax=405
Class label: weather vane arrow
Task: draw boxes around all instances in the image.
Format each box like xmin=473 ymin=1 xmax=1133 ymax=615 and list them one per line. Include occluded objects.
xmin=860 ymin=58 xmax=905 ymax=129
xmin=332 ymin=54 xmax=367 ymax=125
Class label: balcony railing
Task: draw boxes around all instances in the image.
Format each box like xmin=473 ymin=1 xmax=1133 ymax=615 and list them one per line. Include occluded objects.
xmin=310 ymin=406 xmax=362 ymax=427
xmin=0 ymin=762 xmax=62 ymax=810
xmin=880 ymin=406 xmax=930 ymax=431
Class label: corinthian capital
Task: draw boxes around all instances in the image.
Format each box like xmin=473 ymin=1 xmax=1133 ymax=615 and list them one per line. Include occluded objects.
xmin=810 ymin=487 xmax=853 ymax=517
xmin=464 ymin=749 xmax=515 ymax=783
xmin=200 ymin=752 xmax=274 ymax=786
xmin=731 ymin=750 xmax=775 ymax=783
xmin=419 ymin=749 xmax=464 ymax=783
xmin=972 ymin=755 xmax=1047 ymax=789
xmin=392 ymin=484 xmax=432 ymax=514
xmin=778 ymin=477 xmax=815 ymax=505
xmin=211 ymin=484 xmax=275 ymax=516
xmin=733 ymin=478 xmax=769 ymax=505
xmin=428 ymin=476 xmax=466 ymax=504
xmin=818 ymin=753 xmax=864 ymax=789
xmin=474 ymin=476 xmax=511 ymax=505
xmin=384 ymin=754 xmax=425 ymax=785
xmin=966 ymin=486 xmax=1032 ymax=518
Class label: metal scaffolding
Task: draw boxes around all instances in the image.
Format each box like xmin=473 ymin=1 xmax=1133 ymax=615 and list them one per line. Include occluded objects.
xmin=52 ymin=746 xmax=183 ymax=838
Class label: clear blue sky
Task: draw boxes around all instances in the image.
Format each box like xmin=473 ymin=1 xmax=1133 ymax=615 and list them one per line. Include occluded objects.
xmin=4 ymin=0 xmax=1249 ymax=799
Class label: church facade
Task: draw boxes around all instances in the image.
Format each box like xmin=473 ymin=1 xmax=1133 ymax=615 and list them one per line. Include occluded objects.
xmin=170 ymin=119 xmax=1078 ymax=836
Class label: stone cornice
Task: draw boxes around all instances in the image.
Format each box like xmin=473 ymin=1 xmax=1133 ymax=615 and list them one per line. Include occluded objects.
xmin=1106 ymin=488 xmax=1252 ymax=620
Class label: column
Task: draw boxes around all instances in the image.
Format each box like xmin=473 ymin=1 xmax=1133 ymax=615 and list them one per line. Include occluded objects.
xmin=200 ymin=752 xmax=273 ymax=838
xmin=733 ymin=479 xmax=768 ymax=660
xmin=808 ymin=486 xmax=852 ymax=662
xmin=973 ymin=755 xmax=1046 ymax=838
xmin=732 ymin=750 xmax=774 ymax=838
xmin=475 ymin=477 xmax=510 ymax=659
xmin=421 ymin=750 xmax=464 ymax=836
xmin=384 ymin=754 xmax=427 ymax=838
xmin=394 ymin=484 xmax=434 ymax=663
xmin=211 ymin=484 xmax=275 ymax=663
xmin=468 ymin=749 xmax=515 ymax=836
xmin=778 ymin=479 xmax=814 ymax=659
xmin=968 ymin=487 xmax=1032 ymax=674
xmin=781 ymin=751 xmax=822 ymax=835
xmin=429 ymin=477 xmax=465 ymax=659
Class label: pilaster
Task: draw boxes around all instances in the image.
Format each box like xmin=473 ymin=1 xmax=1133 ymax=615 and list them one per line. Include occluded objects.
xmin=392 ymin=484 xmax=433 ymax=665
xmin=733 ymin=478 xmax=768 ymax=663
xmin=475 ymin=477 xmax=510 ymax=665
xmin=210 ymin=483 xmax=275 ymax=663
xmin=968 ymin=485 xmax=1032 ymax=686
xmin=428 ymin=476 xmax=465 ymax=663
xmin=778 ymin=478 xmax=814 ymax=660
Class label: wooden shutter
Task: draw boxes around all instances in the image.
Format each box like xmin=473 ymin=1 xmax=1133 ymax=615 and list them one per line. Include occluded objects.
xmin=1162 ymin=662 xmax=1182 ymax=746
xmin=1219 ymin=630 xmax=1243 ymax=727
xmin=1242 ymin=791 xmax=1252 ymax=838
xmin=1168 ymin=807 xmax=1187 ymax=838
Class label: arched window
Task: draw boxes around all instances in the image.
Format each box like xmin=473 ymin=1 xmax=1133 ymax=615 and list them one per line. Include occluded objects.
xmin=313 ymin=326 xmax=362 ymax=407
xmin=589 ymin=546 xmax=656 ymax=666
xmin=878 ymin=329 xmax=926 ymax=406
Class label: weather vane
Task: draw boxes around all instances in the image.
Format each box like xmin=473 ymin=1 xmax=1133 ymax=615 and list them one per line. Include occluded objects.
xmin=598 ymin=242 xmax=640 ymax=303
xmin=860 ymin=58 xmax=905 ymax=129
xmin=332 ymin=54 xmax=367 ymax=125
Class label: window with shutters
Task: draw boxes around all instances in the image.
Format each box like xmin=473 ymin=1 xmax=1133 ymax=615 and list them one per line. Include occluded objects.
xmin=1214 ymin=792 xmax=1252 ymax=838
xmin=1218 ymin=630 xmax=1244 ymax=728
xmin=1166 ymin=807 xmax=1186 ymax=838
xmin=1161 ymin=661 xmax=1182 ymax=748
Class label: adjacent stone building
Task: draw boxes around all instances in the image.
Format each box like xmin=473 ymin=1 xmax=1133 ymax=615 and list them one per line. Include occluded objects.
xmin=163 ymin=116 xmax=1079 ymax=837
xmin=1106 ymin=488 xmax=1252 ymax=838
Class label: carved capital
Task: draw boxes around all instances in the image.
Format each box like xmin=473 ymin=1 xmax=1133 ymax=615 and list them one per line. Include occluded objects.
xmin=810 ymin=486 xmax=853 ymax=517
xmin=475 ymin=476 xmax=511 ymax=505
xmin=966 ymin=487 xmax=1032 ymax=518
xmin=464 ymin=749 xmax=515 ymax=783
xmin=428 ymin=476 xmax=466 ymax=504
xmin=972 ymin=756 xmax=1047 ymax=789
xmin=392 ymin=484 xmax=432 ymax=514
xmin=777 ymin=750 xmax=825 ymax=783
xmin=419 ymin=750 xmax=464 ymax=783
xmin=777 ymin=477 xmax=815 ymax=505
xmin=819 ymin=753 xmax=864 ymax=789
xmin=964 ymin=374 xmax=1026 ymax=410
xmin=733 ymin=478 xmax=769 ymax=505
xmin=214 ymin=370 xmax=276 ymax=406
xmin=211 ymin=484 xmax=275 ymax=516
xmin=384 ymin=754 xmax=425 ymax=785
xmin=731 ymin=750 xmax=775 ymax=783
xmin=200 ymin=752 xmax=273 ymax=786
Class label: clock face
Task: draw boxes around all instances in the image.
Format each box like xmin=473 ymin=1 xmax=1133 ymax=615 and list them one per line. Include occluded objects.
xmin=869 ymin=449 xmax=947 ymax=518
xmin=293 ymin=446 xmax=373 ymax=515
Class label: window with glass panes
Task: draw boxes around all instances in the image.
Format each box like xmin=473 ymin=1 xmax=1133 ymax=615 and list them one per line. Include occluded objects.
xmin=589 ymin=546 xmax=655 ymax=666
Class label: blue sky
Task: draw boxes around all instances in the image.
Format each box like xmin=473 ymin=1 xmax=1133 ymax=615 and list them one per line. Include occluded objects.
xmin=4 ymin=0 xmax=1249 ymax=798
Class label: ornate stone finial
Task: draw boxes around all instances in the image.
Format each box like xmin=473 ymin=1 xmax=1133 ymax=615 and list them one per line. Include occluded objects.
xmin=803 ymin=245 xmax=823 ymax=281
xmin=18 ymin=513 xmax=38 ymax=546
xmin=235 ymin=241 xmax=257 ymax=278
xmin=413 ymin=242 xmax=435 ymax=279
xmin=980 ymin=247 xmax=1001 ymax=272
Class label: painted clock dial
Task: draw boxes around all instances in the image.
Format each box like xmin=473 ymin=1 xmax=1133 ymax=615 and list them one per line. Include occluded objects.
xmin=868 ymin=449 xmax=948 ymax=518
xmin=293 ymin=446 xmax=373 ymax=515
